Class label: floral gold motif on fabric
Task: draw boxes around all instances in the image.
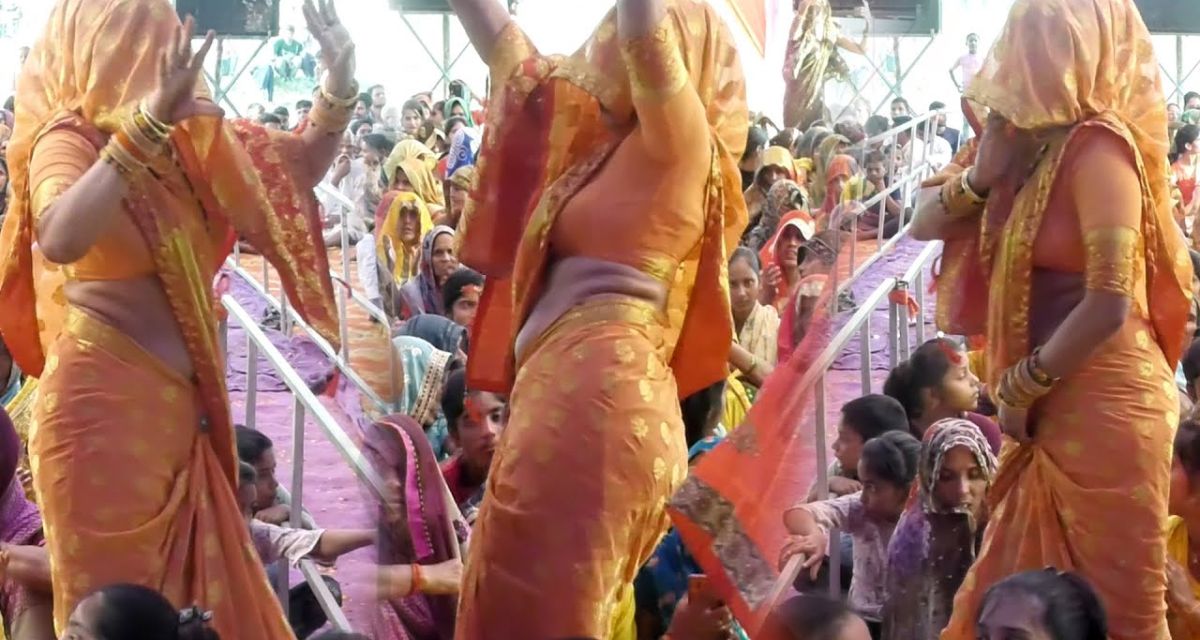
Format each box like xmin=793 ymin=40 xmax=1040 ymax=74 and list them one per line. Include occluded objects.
xmin=1083 ymin=227 xmax=1140 ymax=297
xmin=620 ymin=19 xmax=689 ymax=101
xmin=669 ymin=476 xmax=776 ymax=608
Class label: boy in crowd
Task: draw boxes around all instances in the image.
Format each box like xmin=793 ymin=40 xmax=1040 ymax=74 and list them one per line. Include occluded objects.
xmin=808 ymin=394 xmax=909 ymax=501
xmin=236 ymin=425 xmax=317 ymax=529
xmin=439 ymin=369 xmax=506 ymax=519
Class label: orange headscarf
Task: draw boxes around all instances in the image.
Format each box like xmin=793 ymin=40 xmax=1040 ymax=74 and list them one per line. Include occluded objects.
xmin=966 ymin=0 xmax=1192 ymax=379
xmin=822 ymin=153 xmax=857 ymax=214
xmin=0 ymin=0 xmax=338 ymax=478
xmin=459 ymin=0 xmax=748 ymax=397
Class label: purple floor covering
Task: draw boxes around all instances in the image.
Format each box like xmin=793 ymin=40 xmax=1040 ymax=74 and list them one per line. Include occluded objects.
xmin=224 ymin=272 xmax=376 ymax=632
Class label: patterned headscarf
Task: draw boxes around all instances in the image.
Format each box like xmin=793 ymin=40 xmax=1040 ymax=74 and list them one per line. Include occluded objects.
xmin=446 ymin=128 xmax=477 ymax=179
xmin=391 ymin=336 xmax=452 ymax=457
xmin=745 ymin=180 xmax=806 ymax=251
xmin=398 ymin=225 xmax=456 ymax=317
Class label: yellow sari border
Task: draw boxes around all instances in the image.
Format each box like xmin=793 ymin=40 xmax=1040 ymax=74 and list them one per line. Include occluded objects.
xmin=63 ymin=307 xmax=192 ymax=389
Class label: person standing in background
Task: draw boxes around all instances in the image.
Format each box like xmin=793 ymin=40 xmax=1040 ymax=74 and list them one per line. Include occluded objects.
xmin=949 ymin=33 xmax=982 ymax=94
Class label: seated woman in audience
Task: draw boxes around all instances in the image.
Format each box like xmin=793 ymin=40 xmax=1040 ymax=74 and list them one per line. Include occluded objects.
xmin=782 ymin=431 xmax=921 ymax=633
xmin=0 ymin=408 xmax=51 ymax=640
xmin=398 ymin=226 xmax=459 ymax=320
xmin=763 ymin=595 xmax=872 ymax=640
xmin=443 ymin=166 xmax=475 ymax=230
xmin=819 ymin=154 xmax=859 ymax=225
xmin=883 ymin=418 xmax=998 ymax=639
xmin=976 ymin=569 xmax=1107 ymax=640
xmin=375 ymin=192 xmax=434 ymax=286
xmin=66 ymin=584 xmax=219 ymax=640
xmin=1167 ymin=418 xmax=1200 ymax=636
xmin=761 ymin=210 xmax=817 ymax=314
xmin=744 ymin=179 xmax=807 ymax=252
xmin=808 ymin=394 xmax=910 ymax=501
xmin=361 ymin=415 xmax=465 ymax=639
xmin=398 ymin=314 xmax=467 ymax=361
xmin=779 ymin=230 xmax=840 ymax=360
xmin=392 ymin=336 xmax=454 ymax=459
xmin=745 ymin=146 xmax=797 ymax=226
xmin=727 ymin=247 xmax=779 ymax=396
xmin=883 ymin=337 xmax=1001 ymax=453
xmin=383 ymin=141 xmax=445 ymax=220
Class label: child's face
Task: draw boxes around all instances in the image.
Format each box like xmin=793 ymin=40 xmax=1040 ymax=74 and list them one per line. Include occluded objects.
xmin=238 ymin=482 xmax=258 ymax=519
xmin=832 ymin=422 xmax=865 ymax=476
xmin=857 ymin=460 xmax=909 ymax=522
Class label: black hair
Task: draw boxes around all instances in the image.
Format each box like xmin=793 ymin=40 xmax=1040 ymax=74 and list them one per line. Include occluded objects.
xmin=81 ymin=584 xmax=220 ymax=640
xmin=769 ymin=594 xmax=858 ymax=640
xmin=448 ymin=79 xmax=470 ymax=100
xmin=865 ymin=115 xmax=891 ymax=138
xmin=431 ymin=100 xmax=446 ymax=115
xmin=349 ymin=118 xmax=374 ymax=134
xmin=444 ymin=116 xmax=468 ymax=134
xmin=273 ymin=106 xmax=289 ymax=117
xmin=356 ymin=92 xmax=373 ymax=109
xmin=840 ymin=394 xmax=909 ymax=442
xmin=929 ymin=101 xmax=946 ymax=111
xmin=680 ymin=379 xmax=726 ymax=448
xmin=1186 ymin=91 xmax=1200 ymax=105
xmin=743 ymin=126 xmax=769 ymax=162
xmin=1184 ymin=340 xmax=1200 ymax=388
xmin=1176 ymin=419 xmax=1200 ymax=477
xmin=892 ymin=114 xmax=913 ymax=129
xmin=770 ymin=128 xmax=799 ymax=151
xmin=1172 ymin=124 xmax=1199 ymax=164
xmin=979 ymin=569 xmax=1107 ymax=640
xmin=858 ymin=430 xmax=921 ymax=488
xmin=891 ymin=96 xmax=911 ymax=107
xmin=864 ymin=149 xmax=887 ymax=166
xmin=401 ymin=99 xmax=423 ymax=115
xmin=442 ymin=368 xmax=468 ymax=435
xmin=235 ymin=425 xmax=274 ymax=464
xmin=801 ymin=128 xmax=832 ymax=159
xmin=258 ymin=113 xmax=282 ymax=126
xmin=883 ymin=337 xmax=964 ymax=421
xmin=238 ymin=461 xmax=257 ymax=488
xmin=361 ymin=133 xmax=395 ymax=158
xmin=443 ymin=267 xmax=485 ymax=316
xmin=295 ymin=99 xmax=313 ymax=110
xmin=729 ymin=246 xmax=762 ymax=273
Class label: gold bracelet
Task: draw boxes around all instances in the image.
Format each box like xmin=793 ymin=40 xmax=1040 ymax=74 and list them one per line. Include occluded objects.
xmin=1027 ymin=348 xmax=1058 ymax=386
xmin=307 ymin=101 xmax=354 ymax=134
xmin=319 ymin=79 xmax=360 ymax=110
xmin=137 ymin=100 xmax=174 ymax=138
xmin=101 ymin=143 xmax=141 ymax=179
xmin=961 ymin=169 xmax=987 ymax=204
xmin=121 ymin=117 xmax=167 ymax=158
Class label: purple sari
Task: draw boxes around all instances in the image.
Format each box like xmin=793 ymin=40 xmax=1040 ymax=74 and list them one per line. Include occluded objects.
xmin=363 ymin=415 xmax=461 ymax=640
xmin=0 ymin=408 xmax=43 ymax=626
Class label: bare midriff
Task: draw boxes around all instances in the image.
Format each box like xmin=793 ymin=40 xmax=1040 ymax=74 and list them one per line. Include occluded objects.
xmin=66 ymin=277 xmax=196 ymax=379
xmin=514 ymin=257 xmax=666 ymax=363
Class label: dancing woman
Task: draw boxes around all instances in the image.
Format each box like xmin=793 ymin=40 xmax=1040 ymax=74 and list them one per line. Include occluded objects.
xmin=447 ymin=0 xmax=747 ymax=635
xmin=0 ymin=0 xmax=356 ymax=635
xmin=782 ymin=0 xmax=872 ymax=129
xmin=911 ymin=0 xmax=1192 ymax=637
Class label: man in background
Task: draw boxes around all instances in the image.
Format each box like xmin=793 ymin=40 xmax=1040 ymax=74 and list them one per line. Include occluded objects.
xmin=950 ymin=32 xmax=982 ymax=94
xmin=929 ymin=101 xmax=960 ymax=151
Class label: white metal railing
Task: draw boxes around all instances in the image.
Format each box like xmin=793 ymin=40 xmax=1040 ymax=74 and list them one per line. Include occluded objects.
xmin=229 ymin=182 xmax=401 ymax=416
xmin=222 ymin=297 xmax=389 ymax=633
xmin=827 ymin=111 xmax=941 ymax=304
xmin=798 ymin=238 xmax=942 ymax=596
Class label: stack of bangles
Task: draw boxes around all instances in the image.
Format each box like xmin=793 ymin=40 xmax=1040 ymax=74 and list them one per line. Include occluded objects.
xmin=100 ymin=102 xmax=174 ymax=179
xmin=308 ymin=80 xmax=359 ymax=135
xmin=938 ymin=167 xmax=989 ymax=219
xmin=995 ymin=348 xmax=1058 ymax=410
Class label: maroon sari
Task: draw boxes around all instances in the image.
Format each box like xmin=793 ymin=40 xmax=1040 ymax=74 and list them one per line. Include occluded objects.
xmin=363 ymin=415 xmax=461 ymax=640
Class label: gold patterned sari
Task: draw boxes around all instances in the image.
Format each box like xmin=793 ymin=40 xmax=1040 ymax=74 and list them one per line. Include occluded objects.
xmin=0 ymin=0 xmax=339 ymax=635
xmin=454 ymin=3 xmax=747 ymax=637
xmin=939 ymin=1 xmax=1193 ymax=638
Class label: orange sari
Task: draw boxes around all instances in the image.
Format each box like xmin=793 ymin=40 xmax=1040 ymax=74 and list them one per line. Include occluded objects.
xmin=455 ymin=4 xmax=746 ymax=637
xmin=0 ymin=1 xmax=338 ymax=636
xmin=939 ymin=1 xmax=1192 ymax=638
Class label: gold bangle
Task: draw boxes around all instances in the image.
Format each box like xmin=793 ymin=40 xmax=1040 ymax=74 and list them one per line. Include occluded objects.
xmin=121 ymin=117 xmax=166 ymax=158
xmin=1027 ymin=349 xmax=1058 ymax=386
xmin=137 ymin=100 xmax=173 ymax=137
xmin=101 ymin=143 xmax=141 ymax=179
xmin=308 ymin=102 xmax=353 ymax=134
xmin=961 ymin=169 xmax=987 ymax=204
xmin=319 ymin=80 xmax=360 ymax=110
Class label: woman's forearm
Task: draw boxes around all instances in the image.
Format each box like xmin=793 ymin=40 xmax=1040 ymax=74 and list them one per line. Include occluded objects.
xmin=298 ymin=57 xmax=358 ymax=186
xmin=910 ymin=185 xmax=977 ymax=241
xmin=4 ymin=545 xmax=51 ymax=594
xmin=617 ymin=0 xmax=667 ymax=39
xmin=37 ymin=163 xmax=130 ymax=265
xmin=1035 ymin=291 xmax=1130 ymax=381
xmin=783 ymin=506 xmax=819 ymax=535
xmin=729 ymin=342 xmax=772 ymax=387
xmin=448 ymin=0 xmax=512 ymax=62
xmin=378 ymin=564 xmax=414 ymax=600
xmin=312 ymin=529 xmax=375 ymax=562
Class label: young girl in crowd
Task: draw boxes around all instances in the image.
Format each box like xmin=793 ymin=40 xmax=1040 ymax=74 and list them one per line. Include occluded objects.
xmin=883 ymin=418 xmax=998 ymax=639
xmin=883 ymin=337 xmax=1002 ymax=453
xmin=65 ymin=584 xmax=219 ymax=640
xmin=1167 ymin=418 xmax=1200 ymax=636
xmin=765 ymin=595 xmax=872 ymax=640
xmin=1172 ymin=124 xmax=1198 ymax=237
xmin=975 ymin=570 xmax=1107 ymax=640
xmin=782 ymin=430 xmax=922 ymax=633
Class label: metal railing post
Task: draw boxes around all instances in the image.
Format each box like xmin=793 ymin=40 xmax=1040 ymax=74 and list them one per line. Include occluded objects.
xmin=246 ymin=340 xmax=259 ymax=431
xmin=859 ymin=315 xmax=872 ymax=395
xmin=897 ymin=280 xmax=911 ymax=360
xmin=888 ymin=281 xmax=900 ymax=371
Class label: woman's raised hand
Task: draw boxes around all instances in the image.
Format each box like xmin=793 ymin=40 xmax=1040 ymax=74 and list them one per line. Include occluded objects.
xmin=146 ymin=16 xmax=221 ymax=125
xmin=304 ymin=0 xmax=356 ymax=96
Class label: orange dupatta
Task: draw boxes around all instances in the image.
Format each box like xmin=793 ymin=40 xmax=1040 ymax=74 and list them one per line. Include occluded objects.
xmin=0 ymin=0 xmax=339 ymax=485
xmin=457 ymin=3 xmax=748 ymax=398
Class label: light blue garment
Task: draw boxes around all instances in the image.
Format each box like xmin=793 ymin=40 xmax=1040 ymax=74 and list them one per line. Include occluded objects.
xmin=392 ymin=336 xmax=453 ymax=459
xmin=0 ymin=365 xmax=21 ymax=407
